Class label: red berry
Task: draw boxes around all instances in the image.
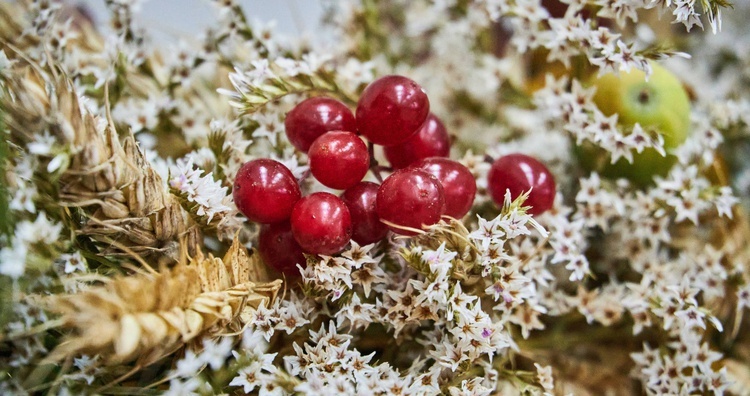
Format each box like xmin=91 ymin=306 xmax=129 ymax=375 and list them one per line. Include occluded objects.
xmin=411 ymin=158 xmax=476 ymax=219
xmin=356 ymin=75 xmax=430 ymax=146
xmin=308 ymin=131 xmax=370 ymax=190
xmin=376 ymin=169 xmax=445 ymax=236
xmin=384 ymin=113 xmax=451 ymax=169
xmin=488 ymin=154 xmax=556 ymax=215
xmin=291 ymin=192 xmax=352 ymax=255
xmin=541 ymin=0 xmax=569 ymax=18
xmin=541 ymin=0 xmax=597 ymax=20
xmin=234 ymin=159 xmax=301 ymax=223
xmin=258 ymin=221 xmax=306 ymax=277
xmin=340 ymin=182 xmax=389 ymax=245
xmin=284 ymin=96 xmax=356 ymax=152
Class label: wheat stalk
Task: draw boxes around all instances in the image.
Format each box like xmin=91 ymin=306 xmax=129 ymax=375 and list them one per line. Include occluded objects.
xmin=0 ymin=58 xmax=200 ymax=260
xmin=42 ymin=236 xmax=281 ymax=366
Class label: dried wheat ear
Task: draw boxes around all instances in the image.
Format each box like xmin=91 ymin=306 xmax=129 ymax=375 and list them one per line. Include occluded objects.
xmin=2 ymin=63 xmax=199 ymax=260
xmin=42 ymin=236 xmax=281 ymax=366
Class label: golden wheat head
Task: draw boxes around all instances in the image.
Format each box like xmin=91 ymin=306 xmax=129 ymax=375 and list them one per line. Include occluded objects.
xmin=43 ymin=237 xmax=281 ymax=366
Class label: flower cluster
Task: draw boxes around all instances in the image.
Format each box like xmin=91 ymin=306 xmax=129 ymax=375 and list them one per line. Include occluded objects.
xmin=535 ymin=76 xmax=667 ymax=165
xmin=170 ymin=157 xmax=234 ymax=224
xmin=0 ymin=212 xmax=63 ymax=279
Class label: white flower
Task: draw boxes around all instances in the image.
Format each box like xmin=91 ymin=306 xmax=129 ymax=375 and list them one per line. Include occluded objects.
xmin=282 ymin=343 xmax=309 ymax=377
xmin=687 ymin=342 xmax=723 ymax=375
xmin=170 ymin=157 xmax=233 ymax=224
xmin=269 ymin=147 xmax=309 ymax=180
xmin=1 ymin=212 xmax=63 ymax=279
xmin=435 ymin=340 xmax=469 ymax=372
xmin=241 ymin=327 xmax=270 ymax=356
xmin=201 ymin=337 xmax=235 ymax=370
xmin=68 ymin=355 xmax=99 ymax=385
xmin=340 ymin=241 xmax=378 ymax=270
xmin=249 ymin=303 xmax=277 ymax=342
xmin=422 ymin=242 xmax=457 ymax=278
xmin=713 ymin=186 xmax=738 ymax=219
xmin=707 ymin=367 xmax=730 ymax=395
xmin=352 ymin=261 xmax=387 ymax=298
xmin=497 ymin=209 xmax=533 ymax=239
xmin=448 ymin=377 xmax=494 ymax=396
xmin=413 ymin=277 xmax=450 ymax=308
xmin=675 ymin=306 xmax=707 ymax=330
xmin=0 ymin=243 xmax=28 ymax=279
xmin=336 ymin=293 xmax=375 ymax=330
xmin=666 ymin=188 xmax=704 ymax=225
xmin=311 ymin=320 xmax=352 ymax=348
xmin=60 ymin=252 xmax=87 ymax=274
xmin=173 ymin=349 xmax=204 ymax=378
xmin=73 ymin=355 xmax=98 ymax=371
xmin=19 ymin=212 xmax=62 ymax=244
xmin=163 ymin=378 xmax=201 ymax=396
xmin=248 ymin=59 xmax=277 ymax=84
xmin=111 ymin=96 xmax=162 ymax=132
xmin=508 ymin=304 xmax=546 ymax=338
xmin=229 ymin=353 xmax=279 ymax=394
xmin=534 ymin=363 xmax=555 ymax=394
xmin=230 ymin=364 xmax=264 ymax=393
xmin=0 ymin=49 xmax=13 ymax=76
xmin=10 ymin=182 xmax=38 ymax=213
xmin=275 ymin=303 xmax=310 ymax=334
xmin=485 ymin=263 xmax=533 ymax=305
xmin=301 ymin=53 xmax=332 ymax=73
xmin=252 ymin=111 xmax=284 ymax=146
xmin=26 ymin=130 xmax=56 ymax=156
xmin=172 ymin=102 xmax=211 ymax=144
xmin=274 ymin=57 xmax=303 ymax=76
xmin=337 ymin=58 xmax=375 ymax=92
xmin=468 ymin=216 xmax=503 ymax=246
xmin=293 ymin=369 xmax=326 ymax=394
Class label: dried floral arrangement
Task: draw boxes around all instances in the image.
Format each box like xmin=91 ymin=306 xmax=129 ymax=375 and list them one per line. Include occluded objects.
xmin=1 ymin=0 xmax=750 ymax=395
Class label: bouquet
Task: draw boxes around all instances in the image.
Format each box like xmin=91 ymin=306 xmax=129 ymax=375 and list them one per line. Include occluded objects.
xmin=1 ymin=0 xmax=749 ymax=394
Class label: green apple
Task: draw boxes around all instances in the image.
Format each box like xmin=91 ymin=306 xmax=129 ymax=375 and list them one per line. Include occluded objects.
xmin=578 ymin=62 xmax=692 ymax=186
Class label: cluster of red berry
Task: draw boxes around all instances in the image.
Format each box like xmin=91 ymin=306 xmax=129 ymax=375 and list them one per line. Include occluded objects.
xmin=233 ymin=75 xmax=556 ymax=276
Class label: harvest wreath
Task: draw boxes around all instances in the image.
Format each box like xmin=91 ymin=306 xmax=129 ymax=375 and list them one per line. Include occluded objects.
xmin=1 ymin=0 xmax=749 ymax=395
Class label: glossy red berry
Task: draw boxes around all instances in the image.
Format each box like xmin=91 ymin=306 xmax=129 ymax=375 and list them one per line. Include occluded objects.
xmin=291 ymin=192 xmax=352 ymax=255
xmin=541 ymin=0 xmax=569 ymax=18
xmin=384 ymin=113 xmax=451 ymax=169
xmin=356 ymin=75 xmax=430 ymax=146
xmin=411 ymin=158 xmax=476 ymax=219
xmin=541 ymin=0 xmax=597 ymax=20
xmin=340 ymin=182 xmax=389 ymax=245
xmin=233 ymin=159 xmax=301 ymax=223
xmin=308 ymin=131 xmax=370 ymax=190
xmin=376 ymin=169 xmax=445 ymax=236
xmin=258 ymin=221 xmax=306 ymax=277
xmin=488 ymin=154 xmax=556 ymax=216
xmin=284 ymin=96 xmax=356 ymax=152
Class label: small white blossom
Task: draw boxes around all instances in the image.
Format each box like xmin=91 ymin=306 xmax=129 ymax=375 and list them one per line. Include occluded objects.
xmin=163 ymin=378 xmax=202 ymax=396
xmin=201 ymin=337 xmax=235 ymax=370
xmin=60 ymin=252 xmax=87 ymax=274
xmin=534 ymin=363 xmax=555 ymax=395
xmin=170 ymin=157 xmax=233 ymax=224
xmin=173 ymin=350 xmax=204 ymax=378
xmin=0 ymin=213 xmax=63 ymax=279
